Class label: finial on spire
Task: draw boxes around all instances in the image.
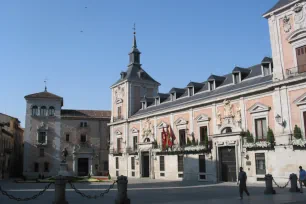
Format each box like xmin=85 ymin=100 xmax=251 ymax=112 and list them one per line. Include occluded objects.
xmin=132 ymin=23 xmax=137 ymax=49
xmin=44 ymin=77 xmax=48 ymax=92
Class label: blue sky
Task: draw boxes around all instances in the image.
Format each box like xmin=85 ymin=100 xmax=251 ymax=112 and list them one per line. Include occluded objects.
xmin=0 ymin=0 xmax=278 ymax=126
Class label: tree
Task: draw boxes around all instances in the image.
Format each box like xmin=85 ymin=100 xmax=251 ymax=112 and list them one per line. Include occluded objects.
xmin=267 ymin=127 xmax=275 ymax=145
xmin=293 ymin=125 xmax=302 ymax=139
xmin=246 ymin=130 xmax=254 ymax=143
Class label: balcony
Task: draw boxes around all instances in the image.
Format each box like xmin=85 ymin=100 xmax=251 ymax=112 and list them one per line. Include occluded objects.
xmin=109 ymin=148 xmax=123 ymax=155
xmin=286 ymin=64 xmax=306 ymax=77
xmin=126 ymin=146 xmax=138 ymax=154
xmin=35 ymin=140 xmax=48 ymax=146
xmin=113 ymin=115 xmax=124 ymax=122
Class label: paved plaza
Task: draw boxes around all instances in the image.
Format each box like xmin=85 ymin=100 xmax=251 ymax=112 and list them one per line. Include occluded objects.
xmin=1 ymin=178 xmax=306 ymax=204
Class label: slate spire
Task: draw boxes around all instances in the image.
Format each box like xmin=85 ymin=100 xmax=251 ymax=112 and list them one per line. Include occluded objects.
xmin=129 ymin=23 xmax=141 ymax=65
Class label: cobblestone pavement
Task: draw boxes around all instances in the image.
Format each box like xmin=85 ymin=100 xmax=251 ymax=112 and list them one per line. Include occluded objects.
xmin=1 ymin=179 xmax=306 ymax=203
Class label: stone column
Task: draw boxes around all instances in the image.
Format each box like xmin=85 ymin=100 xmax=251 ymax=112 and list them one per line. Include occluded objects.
xmin=115 ymin=176 xmax=130 ymax=204
xmin=53 ymin=175 xmax=68 ymax=204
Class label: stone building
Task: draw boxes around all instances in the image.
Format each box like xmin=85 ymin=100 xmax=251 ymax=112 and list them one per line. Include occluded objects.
xmin=0 ymin=113 xmax=24 ymax=179
xmin=23 ymin=89 xmax=110 ymax=178
xmin=108 ymin=0 xmax=306 ymax=183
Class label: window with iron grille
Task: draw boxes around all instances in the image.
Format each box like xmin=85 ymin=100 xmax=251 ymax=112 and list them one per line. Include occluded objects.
xmin=255 ymin=153 xmax=266 ymax=175
xmin=177 ymin=155 xmax=184 ymax=172
xmin=39 ymin=148 xmax=44 ymax=157
xmin=179 ymin=129 xmax=186 ymax=147
xmin=160 ymin=156 xmax=165 ymax=171
xmin=38 ymin=132 xmax=46 ymax=143
xmin=44 ymin=162 xmax=49 ymax=172
xmin=40 ymin=106 xmax=47 ymax=116
xmin=133 ymin=136 xmax=138 ymax=151
xmin=117 ymin=138 xmax=122 ymax=152
xmin=116 ymin=157 xmax=119 ymax=169
xmin=200 ymin=126 xmax=208 ymax=144
xmin=34 ymin=162 xmax=39 ymax=172
xmin=81 ymin=134 xmax=87 ymax=143
xmin=66 ymin=134 xmax=70 ymax=142
xmin=199 ymin=155 xmax=206 ymax=180
xmin=131 ymin=157 xmax=135 ymax=170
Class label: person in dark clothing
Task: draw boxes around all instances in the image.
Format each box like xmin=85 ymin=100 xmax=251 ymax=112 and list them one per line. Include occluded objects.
xmin=237 ymin=167 xmax=250 ymax=199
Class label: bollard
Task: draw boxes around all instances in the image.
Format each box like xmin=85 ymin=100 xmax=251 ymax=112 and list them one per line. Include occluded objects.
xmin=289 ymin=173 xmax=299 ymax=192
xmin=53 ymin=175 xmax=68 ymax=204
xmin=115 ymin=175 xmax=130 ymax=204
xmin=264 ymin=174 xmax=276 ymax=194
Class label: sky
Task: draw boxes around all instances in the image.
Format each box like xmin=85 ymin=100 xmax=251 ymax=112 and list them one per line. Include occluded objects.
xmin=0 ymin=0 xmax=278 ymax=126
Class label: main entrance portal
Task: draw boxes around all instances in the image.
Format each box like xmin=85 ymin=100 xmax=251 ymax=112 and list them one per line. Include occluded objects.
xmin=78 ymin=158 xmax=89 ymax=176
xmin=219 ymin=146 xmax=237 ymax=182
xmin=142 ymin=153 xmax=150 ymax=177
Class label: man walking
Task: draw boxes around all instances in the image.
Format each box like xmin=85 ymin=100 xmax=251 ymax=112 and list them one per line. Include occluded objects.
xmin=299 ymin=166 xmax=306 ymax=193
xmin=238 ymin=167 xmax=250 ymax=199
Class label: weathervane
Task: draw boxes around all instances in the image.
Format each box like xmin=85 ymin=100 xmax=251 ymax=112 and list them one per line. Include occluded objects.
xmin=44 ymin=77 xmax=48 ymax=92
xmin=133 ymin=23 xmax=136 ymax=35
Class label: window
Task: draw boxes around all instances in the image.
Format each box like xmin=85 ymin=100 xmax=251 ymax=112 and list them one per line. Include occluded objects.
xmin=255 ymin=118 xmax=267 ymax=140
xmin=80 ymin=134 xmax=86 ymax=143
xmin=133 ymin=136 xmax=138 ymax=151
xmin=179 ymin=129 xmax=186 ymax=147
xmin=118 ymin=106 xmax=122 ymax=117
xmin=147 ymin=88 xmax=153 ymax=97
xmin=131 ymin=157 xmax=135 ymax=170
xmin=188 ymin=87 xmax=194 ymax=96
xmin=39 ymin=148 xmax=44 ymax=157
xmin=103 ymin=161 xmax=108 ymax=171
xmin=117 ymin=138 xmax=122 ymax=151
xmin=48 ymin=107 xmax=55 ymax=116
xmin=209 ymin=81 xmax=215 ymax=91
xmin=199 ymin=155 xmax=206 ymax=180
xmin=80 ymin=122 xmax=87 ymax=127
xmin=222 ymin=127 xmax=232 ymax=134
xmin=84 ymin=122 xmax=87 ymax=127
xmin=263 ymin=66 xmax=270 ymax=76
xmin=32 ymin=106 xmax=38 ymax=116
xmin=160 ymin=156 xmax=165 ymax=172
xmin=116 ymin=157 xmax=119 ymax=169
xmin=234 ymin=73 xmax=240 ymax=84
xmin=44 ymin=162 xmax=49 ymax=172
xmin=200 ymin=126 xmax=208 ymax=144
xmin=171 ymin=93 xmax=175 ymax=101
xmin=177 ymin=155 xmax=184 ymax=172
xmin=40 ymin=106 xmax=47 ymax=116
xmin=255 ymin=153 xmax=266 ymax=175
xmin=38 ymin=132 xmax=46 ymax=144
xmin=34 ymin=162 xmax=39 ymax=172
xmin=66 ymin=134 xmax=70 ymax=142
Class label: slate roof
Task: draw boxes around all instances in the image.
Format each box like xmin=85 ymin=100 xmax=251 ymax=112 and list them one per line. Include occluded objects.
xmin=61 ymin=109 xmax=111 ymax=119
xmin=112 ymin=65 xmax=160 ymax=87
xmin=208 ymin=75 xmax=226 ymax=82
xmin=131 ymin=61 xmax=273 ymax=118
xmin=262 ymin=57 xmax=273 ymax=64
xmin=232 ymin=67 xmax=251 ymax=75
xmin=263 ymin=0 xmax=297 ymax=16
xmin=187 ymin=82 xmax=204 ymax=89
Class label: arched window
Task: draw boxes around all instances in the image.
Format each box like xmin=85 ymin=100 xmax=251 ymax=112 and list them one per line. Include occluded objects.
xmin=32 ymin=106 xmax=38 ymax=116
xmin=48 ymin=106 xmax=55 ymax=116
xmin=40 ymin=106 xmax=47 ymax=116
xmin=221 ymin=127 xmax=232 ymax=134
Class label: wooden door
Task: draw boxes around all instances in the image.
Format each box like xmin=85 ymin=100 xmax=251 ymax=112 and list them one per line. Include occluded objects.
xmin=219 ymin=147 xmax=237 ymax=182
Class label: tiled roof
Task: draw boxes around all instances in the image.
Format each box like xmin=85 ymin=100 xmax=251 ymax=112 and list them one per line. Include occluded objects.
xmin=263 ymin=0 xmax=297 ymax=16
xmin=25 ymin=91 xmax=63 ymax=100
xmin=61 ymin=109 xmax=111 ymax=119
xmin=131 ymin=61 xmax=273 ymax=118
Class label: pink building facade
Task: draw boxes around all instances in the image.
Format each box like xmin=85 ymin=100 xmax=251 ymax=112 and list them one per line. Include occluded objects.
xmin=109 ymin=0 xmax=306 ymax=183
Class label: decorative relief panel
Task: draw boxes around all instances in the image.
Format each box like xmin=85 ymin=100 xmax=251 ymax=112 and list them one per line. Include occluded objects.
xmin=293 ymin=3 xmax=304 ymax=24
xmin=141 ymin=118 xmax=155 ymax=143
xmin=216 ymin=100 xmax=242 ymax=131
xmin=115 ymin=85 xmax=125 ymax=104
xmin=283 ymin=15 xmax=292 ymax=33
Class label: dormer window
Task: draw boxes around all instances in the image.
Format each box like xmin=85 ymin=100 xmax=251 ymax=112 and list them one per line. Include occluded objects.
xmin=188 ymin=87 xmax=194 ymax=96
xmin=262 ymin=64 xmax=271 ymax=76
xmin=171 ymin=93 xmax=176 ymax=101
xmin=208 ymin=81 xmax=215 ymax=91
xmin=261 ymin=57 xmax=273 ymax=76
xmin=155 ymin=98 xmax=160 ymax=106
xmin=233 ymin=73 xmax=240 ymax=84
xmin=120 ymin=72 xmax=126 ymax=79
xmin=142 ymin=102 xmax=146 ymax=109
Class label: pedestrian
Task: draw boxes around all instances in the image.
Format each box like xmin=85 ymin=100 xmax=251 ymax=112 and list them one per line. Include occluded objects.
xmin=237 ymin=167 xmax=250 ymax=199
xmin=299 ymin=166 xmax=306 ymax=193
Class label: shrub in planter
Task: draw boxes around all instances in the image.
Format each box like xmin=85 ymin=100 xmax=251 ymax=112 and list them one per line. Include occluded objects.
xmin=246 ymin=130 xmax=254 ymax=143
xmin=294 ymin=125 xmax=302 ymax=139
xmin=204 ymin=134 xmax=209 ymax=149
xmin=187 ymin=137 xmax=192 ymax=146
xmin=267 ymin=127 xmax=275 ymax=146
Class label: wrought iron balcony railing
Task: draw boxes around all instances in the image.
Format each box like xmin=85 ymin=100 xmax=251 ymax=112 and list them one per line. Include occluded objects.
xmin=113 ymin=115 xmax=124 ymax=122
xmin=109 ymin=148 xmax=123 ymax=154
xmin=126 ymin=146 xmax=138 ymax=154
xmin=286 ymin=64 xmax=306 ymax=77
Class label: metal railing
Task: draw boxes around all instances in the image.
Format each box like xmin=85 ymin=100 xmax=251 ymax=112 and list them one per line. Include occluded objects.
xmin=286 ymin=64 xmax=306 ymax=77
xmin=125 ymin=146 xmax=137 ymax=154
xmin=112 ymin=115 xmax=124 ymax=122
xmin=109 ymin=148 xmax=123 ymax=154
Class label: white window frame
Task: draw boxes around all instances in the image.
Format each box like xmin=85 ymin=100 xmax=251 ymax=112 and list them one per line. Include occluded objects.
xmin=290 ymin=34 xmax=306 ymax=68
xmin=252 ymin=114 xmax=269 ymax=141
xmin=232 ymin=72 xmax=241 ymax=84
xmin=37 ymin=131 xmax=47 ymax=145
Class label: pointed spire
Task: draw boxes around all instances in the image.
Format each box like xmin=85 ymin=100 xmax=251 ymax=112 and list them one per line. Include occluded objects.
xmin=132 ymin=23 xmax=137 ymax=49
